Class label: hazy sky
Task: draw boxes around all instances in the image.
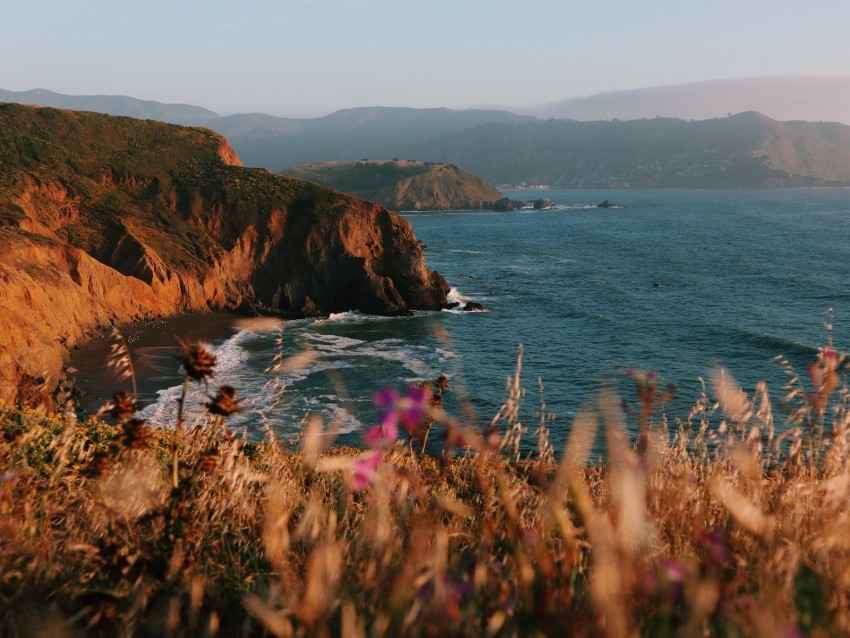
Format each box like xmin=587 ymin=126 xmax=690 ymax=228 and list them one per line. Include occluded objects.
xmin=3 ymin=0 xmax=849 ymax=117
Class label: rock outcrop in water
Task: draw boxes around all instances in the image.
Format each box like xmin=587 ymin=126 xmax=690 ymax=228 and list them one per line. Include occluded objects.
xmin=0 ymin=104 xmax=449 ymax=406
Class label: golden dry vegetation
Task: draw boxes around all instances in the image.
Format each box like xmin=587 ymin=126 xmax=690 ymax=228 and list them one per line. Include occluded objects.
xmin=2 ymin=334 xmax=850 ymax=637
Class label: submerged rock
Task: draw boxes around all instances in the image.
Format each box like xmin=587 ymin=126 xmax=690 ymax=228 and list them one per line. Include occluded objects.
xmin=463 ymin=302 xmax=487 ymax=312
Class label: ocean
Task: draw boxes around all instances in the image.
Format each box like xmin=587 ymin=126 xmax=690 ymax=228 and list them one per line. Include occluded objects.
xmin=72 ymin=189 xmax=850 ymax=454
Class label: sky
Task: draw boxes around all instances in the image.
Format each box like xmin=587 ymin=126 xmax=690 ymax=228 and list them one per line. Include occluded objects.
xmin=3 ymin=0 xmax=850 ymax=117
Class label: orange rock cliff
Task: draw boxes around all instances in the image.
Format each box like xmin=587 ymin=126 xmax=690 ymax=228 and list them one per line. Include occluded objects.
xmin=0 ymin=104 xmax=449 ymax=407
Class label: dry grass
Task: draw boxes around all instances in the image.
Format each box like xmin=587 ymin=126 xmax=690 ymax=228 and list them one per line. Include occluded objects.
xmin=1 ymin=338 xmax=850 ymax=637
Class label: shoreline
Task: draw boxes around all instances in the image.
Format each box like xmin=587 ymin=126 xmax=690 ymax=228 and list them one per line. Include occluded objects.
xmin=69 ymin=311 xmax=248 ymax=415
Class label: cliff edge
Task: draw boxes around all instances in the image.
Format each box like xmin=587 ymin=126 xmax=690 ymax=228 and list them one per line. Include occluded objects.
xmin=0 ymin=104 xmax=449 ymax=406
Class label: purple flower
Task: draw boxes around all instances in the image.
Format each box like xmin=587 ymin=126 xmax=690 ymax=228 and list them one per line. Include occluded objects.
xmin=399 ymin=385 xmax=431 ymax=432
xmin=374 ymin=387 xmax=400 ymax=412
xmin=702 ymin=528 xmax=734 ymax=566
xmin=665 ymin=560 xmax=686 ymax=583
xmin=350 ymin=450 xmax=383 ymax=490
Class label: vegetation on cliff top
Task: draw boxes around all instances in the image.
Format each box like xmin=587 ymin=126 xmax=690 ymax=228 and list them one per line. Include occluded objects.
xmin=284 ymin=160 xmax=503 ymax=211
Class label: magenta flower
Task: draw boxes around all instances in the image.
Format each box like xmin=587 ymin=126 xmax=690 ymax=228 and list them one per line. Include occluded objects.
xmin=399 ymin=385 xmax=431 ymax=432
xmin=364 ymin=415 xmax=399 ymax=448
xmin=374 ymin=387 xmax=400 ymax=413
xmin=350 ymin=450 xmax=383 ymax=490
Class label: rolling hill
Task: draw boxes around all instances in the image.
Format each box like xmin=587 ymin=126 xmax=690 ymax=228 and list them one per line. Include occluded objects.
xmin=418 ymin=112 xmax=850 ymax=188
xmin=284 ymin=160 xmax=502 ymax=210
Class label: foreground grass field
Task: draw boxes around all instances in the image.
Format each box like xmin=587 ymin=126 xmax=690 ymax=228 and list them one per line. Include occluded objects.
xmin=2 ymin=335 xmax=849 ymax=637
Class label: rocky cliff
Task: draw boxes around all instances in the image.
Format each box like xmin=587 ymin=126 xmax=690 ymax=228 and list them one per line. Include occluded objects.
xmin=285 ymin=160 xmax=503 ymax=211
xmin=0 ymin=104 xmax=449 ymax=406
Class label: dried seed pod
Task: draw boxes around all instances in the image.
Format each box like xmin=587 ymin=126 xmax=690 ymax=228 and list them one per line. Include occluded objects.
xmin=177 ymin=337 xmax=216 ymax=382
xmin=84 ymin=451 xmax=112 ymax=479
xmin=108 ymin=390 xmax=137 ymax=422
xmin=206 ymin=385 xmax=243 ymax=417
xmin=120 ymin=418 xmax=149 ymax=450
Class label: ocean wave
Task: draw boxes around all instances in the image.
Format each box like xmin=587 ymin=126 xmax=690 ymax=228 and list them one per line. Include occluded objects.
xmin=737 ymin=330 xmax=822 ymax=358
xmin=447 ymin=287 xmax=468 ymax=306
xmin=139 ymin=330 xmax=254 ymax=428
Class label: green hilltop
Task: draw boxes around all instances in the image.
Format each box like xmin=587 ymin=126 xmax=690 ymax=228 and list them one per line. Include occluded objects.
xmin=284 ymin=160 xmax=503 ymax=211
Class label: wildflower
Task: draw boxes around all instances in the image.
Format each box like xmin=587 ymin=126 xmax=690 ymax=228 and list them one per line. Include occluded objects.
xmin=374 ymin=387 xmax=400 ymax=418
xmin=177 ymin=337 xmax=216 ymax=382
xmin=106 ymin=390 xmax=137 ymax=422
xmin=119 ymin=418 xmax=149 ymax=450
xmin=364 ymin=388 xmax=401 ymax=448
xmin=399 ymin=384 xmax=431 ymax=432
xmin=664 ymin=559 xmax=686 ymax=584
xmin=702 ymin=528 xmax=734 ymax=566
xmin=206 ymin=385 xmax=243 ymax=416
xmin=350 ymin=450 xmax=383 ymax=490
xmin=364 ymin=404 xmax=399 ymax=447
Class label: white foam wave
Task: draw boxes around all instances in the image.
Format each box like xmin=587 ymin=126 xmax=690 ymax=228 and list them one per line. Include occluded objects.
xmin=140 ymin=330 xmax=253 ymax=428
xmin=447 ymin=287 xmax=468 ymax=306
xmin=306 ymin=333 xmax=364 ymax=351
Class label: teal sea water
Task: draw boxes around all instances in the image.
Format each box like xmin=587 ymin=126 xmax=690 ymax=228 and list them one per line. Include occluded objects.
xmin=83 ymin=189 xmax=850 ymax=452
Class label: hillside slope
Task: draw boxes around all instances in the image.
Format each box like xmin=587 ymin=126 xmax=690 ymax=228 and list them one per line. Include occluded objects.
xmin=419 ymin=112 xmax=850 ymax=187
xmin=532 ymin=76 xmax=850 ymax=124
xmin=285 ymin=160 xmax=502 ymax=210
xmin=0 ymin=105 xmax=448 ymax=406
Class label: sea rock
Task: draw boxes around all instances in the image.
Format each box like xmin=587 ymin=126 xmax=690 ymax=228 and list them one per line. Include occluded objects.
xmin=532 ymin=198 xmax=553 ymax=209
xmin=0 ymin=104 xmax=449 ymax=406
xmin=491 ymin=197 xmax=525 ymax=212
xmin=463 ymin=302 xmax=487 ymax=312
xmin=597 ymin=200 xmax=625 ymax=208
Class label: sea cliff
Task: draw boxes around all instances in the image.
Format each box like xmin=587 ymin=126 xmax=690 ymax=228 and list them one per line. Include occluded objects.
xmin=0 ymin=104 xmax=448 ymax=406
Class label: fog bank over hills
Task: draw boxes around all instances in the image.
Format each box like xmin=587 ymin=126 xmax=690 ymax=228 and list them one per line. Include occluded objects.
xmin=527 ymin=76 xmax=850 ymax=125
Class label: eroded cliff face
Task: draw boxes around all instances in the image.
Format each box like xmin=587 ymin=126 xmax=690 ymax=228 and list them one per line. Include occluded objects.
xmin=0 ymin=104 xmax=449 ymax=406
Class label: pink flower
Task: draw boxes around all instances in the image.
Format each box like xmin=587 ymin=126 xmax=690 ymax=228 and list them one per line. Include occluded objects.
xmin=399 ymin=385 xmax=431 ymax=432
xmin=374 ymin=387 xmax=400 ymax=412
xmin=350 ymin=450 xmax=384 ymax=490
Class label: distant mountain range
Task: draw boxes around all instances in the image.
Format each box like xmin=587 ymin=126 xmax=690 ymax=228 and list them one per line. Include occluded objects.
xmin=418 ymin=111 xmax=850 ymax=188
xmin=0 ymin=88 xmax=218 ymax=125
xmin=5 ymin=78 xmax=850 ymax=188
xmin=528 ymin=76 xmax=850 ymax=124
